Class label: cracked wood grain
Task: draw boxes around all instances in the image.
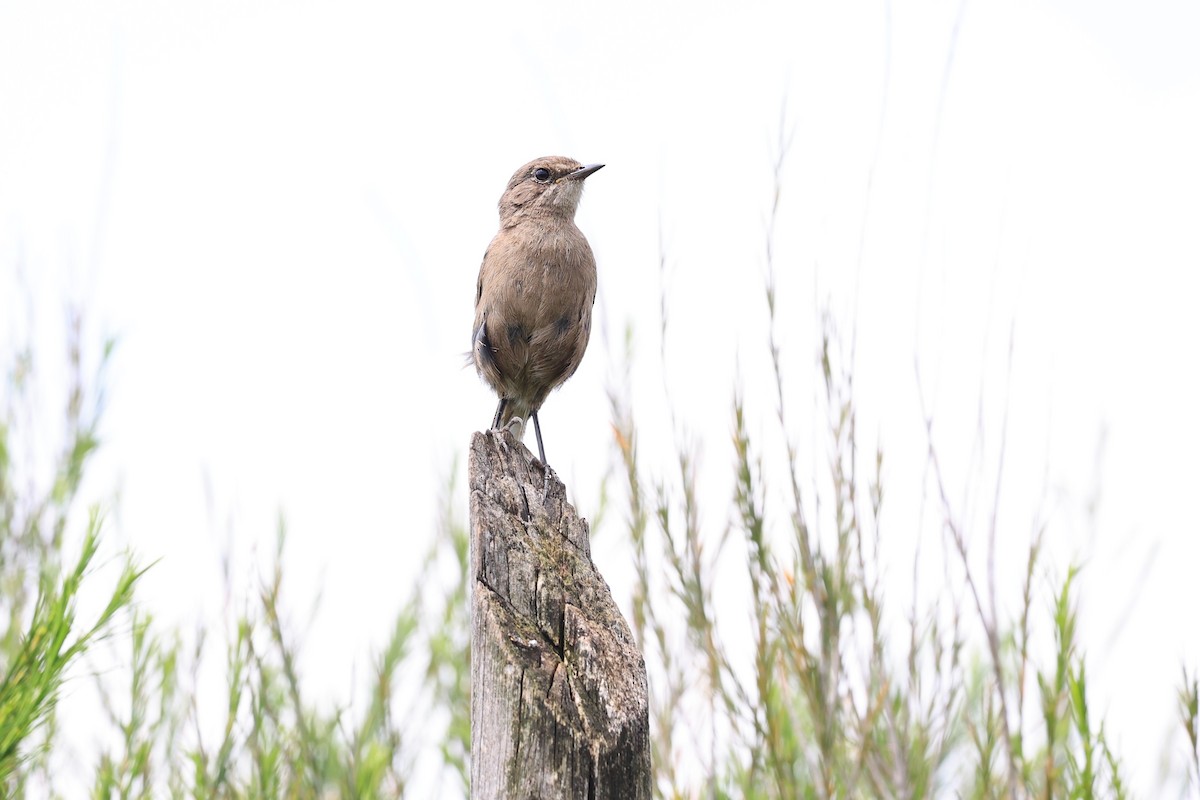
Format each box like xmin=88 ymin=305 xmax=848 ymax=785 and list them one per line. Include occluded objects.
xmin=469 ymin=430 xmax=650 ymax=800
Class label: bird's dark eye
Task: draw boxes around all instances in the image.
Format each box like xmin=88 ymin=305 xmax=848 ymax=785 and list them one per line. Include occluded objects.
xmin=533 ymin=167 xmax=551 ymax=183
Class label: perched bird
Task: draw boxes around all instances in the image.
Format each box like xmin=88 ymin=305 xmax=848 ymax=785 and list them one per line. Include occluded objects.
xmin=472 ymin=156 xmax=604 ymax=465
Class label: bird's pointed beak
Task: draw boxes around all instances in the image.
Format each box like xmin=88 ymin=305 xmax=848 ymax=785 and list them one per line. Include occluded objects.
xmin=564 ymin=163 xmax=604 ymax=181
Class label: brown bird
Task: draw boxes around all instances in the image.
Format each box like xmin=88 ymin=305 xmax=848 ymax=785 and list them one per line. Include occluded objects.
xmin=472 ymin=156 xmax=604 ymax=465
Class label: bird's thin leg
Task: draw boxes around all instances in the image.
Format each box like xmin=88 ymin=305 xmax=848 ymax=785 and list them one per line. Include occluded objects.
xmin=491 ymin=397 xmax=508 ymax=430
xmin=531 ymin=411 xmax=554 ymax=500
xmin=531 ymin=412 xmax=547 ymax=465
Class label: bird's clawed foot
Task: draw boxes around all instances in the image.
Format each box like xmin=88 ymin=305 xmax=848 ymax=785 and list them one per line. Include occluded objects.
xmin=488 ymin=402 xmax=555 ymax=499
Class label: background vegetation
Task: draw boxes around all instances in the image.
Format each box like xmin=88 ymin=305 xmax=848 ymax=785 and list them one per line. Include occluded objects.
xmin=2 ymin=291 xmax=1198 ymax=798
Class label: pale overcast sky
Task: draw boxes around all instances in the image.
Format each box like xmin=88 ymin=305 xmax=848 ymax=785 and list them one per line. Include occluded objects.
xmin=2 ymin=0 xmax=1198 ymax=794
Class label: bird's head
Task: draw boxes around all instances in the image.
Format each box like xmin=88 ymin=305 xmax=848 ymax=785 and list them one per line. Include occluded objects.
xmin=498 ymin=156 xmax=604 ymax=222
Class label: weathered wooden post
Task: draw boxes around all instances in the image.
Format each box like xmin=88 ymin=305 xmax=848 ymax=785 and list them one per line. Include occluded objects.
xmin=469 ymin=431 xmax=651 ymax=799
